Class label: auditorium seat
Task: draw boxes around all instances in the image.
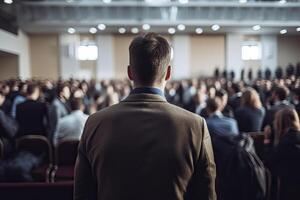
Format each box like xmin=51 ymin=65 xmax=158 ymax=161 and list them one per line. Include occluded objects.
xmin=51 ymin=140 xmax=79 ymax=182
xmin=16 ymin=135 xmax=53 ymax=182
xmin=0 ymin=181 xmax=73 ymax=200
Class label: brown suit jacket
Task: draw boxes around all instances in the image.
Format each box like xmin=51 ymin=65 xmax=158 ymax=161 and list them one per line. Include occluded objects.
xmin=74 ymin=93 xmax=216 ymax=200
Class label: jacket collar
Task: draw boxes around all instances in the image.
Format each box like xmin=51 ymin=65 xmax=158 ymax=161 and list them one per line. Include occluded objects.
xmin=122 ymin=93 xmax=167 ymax=103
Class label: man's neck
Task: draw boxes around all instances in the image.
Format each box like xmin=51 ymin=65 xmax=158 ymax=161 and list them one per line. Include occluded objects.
xmin=133 ymin=83 xmax=165 ymax=92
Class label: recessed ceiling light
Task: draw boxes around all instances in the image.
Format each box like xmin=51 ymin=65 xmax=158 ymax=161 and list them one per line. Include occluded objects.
xmin=103 ymin=0 xmax=111 ymax=3
xmin=177 ymin=24 xmax=186 ymax=31
xmin=131 ymin=27 xmax=139 ymax=34
xmin=67 ymin=27 xmax=76 ymax=34
xmin=278 ymin=0 xmax=286 ymax=4
xmin=142 ymin=24 xmax=151 ymax=31
xmin=280 ymin=29 xmax=287 ymax=34
xmin=239 ymin=0 xmax=247 ymax=3
xmin=195 ymin=27 xmax=203 ymax=34
xmin=211 ymin=24 xmax=220 ymax=31
xmin=4 ymin=0 xmax=13 ymax=4
xmin=89 ymin=27 xmax=97 ymax=34
xmin=118 ymin=27 xmax=126 ymax=34
xmin=179 ymin=0 xmax=188 ymax=4
xmin=296 ymin=27 xmax=300 ymax=32
xmin=97 ymin=24 xmax=106 ymax=31
xmin=168 ymin=27 xmax=176 ymax=34
xmin=252 ymin=25 xmax=261 ymax=31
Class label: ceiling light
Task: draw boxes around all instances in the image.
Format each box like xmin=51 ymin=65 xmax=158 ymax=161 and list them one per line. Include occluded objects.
xmin=103 ymin=0 xmax=111 ymax=3
xmin=4 ymin=0 xmax=13 ymax=4
xmin=195 ymin=27 xmax=203 ymax=34
xmin=168 ymin=27 xmax=176 ymax=34
xmin=67 ymin=27 xmax=76 ymax=34
xmin=280 ymin=29 xmax=287 ymax=34
xmin=239 ymin=0 xmax=247 ymax=3
xmin=142 ymin=24 xmax=151 ymax=31
xmin=252 ymin=25 xmax=261 ymax=31
xmin=296 ymin=27 xmax=300 ymax=32
xmin=211 ymin=24 xmax=220 ymax=31
xmin=118 ymin=27 xmax=126 ymax=34
xmin=89 ymin=27 xmax=97 ymax=34
xmin=131 ymin=27 xmax=139 ymax=34
xmin=278 ymin=0 xmax=286 ymax=4
xmin=179 ymin=0 xmax=188 ymax=4
xmin=177 ymin=24 xmax=186 ymax=31
xmin=97 ymin=24 xmax=106 ymax=31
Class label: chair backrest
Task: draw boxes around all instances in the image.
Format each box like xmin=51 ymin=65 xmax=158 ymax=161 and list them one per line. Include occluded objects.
xmin=55 ymin=140 xmax=79 ymax=166
xmin=0 ymin=181 xmax=73 ymax=200
xmin=0 ymin=138 xmax=4 ymax=160
xmin=16 ymin=135 xmax=53 ymax=165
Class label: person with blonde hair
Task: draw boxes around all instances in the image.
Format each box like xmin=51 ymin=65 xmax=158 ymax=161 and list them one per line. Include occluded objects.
xmin=264 ymin=108 xmax=300 ymax=200
xmin=235 ymin=87 xmax=265 ymax=132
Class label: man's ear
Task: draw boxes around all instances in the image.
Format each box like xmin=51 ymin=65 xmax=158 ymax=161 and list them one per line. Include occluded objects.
xmin=165 ymin=65 xmax=172 ymax=81
xmin=127 ymin=65 xmax=134 ymax=81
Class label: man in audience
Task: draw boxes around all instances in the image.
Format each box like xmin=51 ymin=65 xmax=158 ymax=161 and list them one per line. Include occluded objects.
xmin=49 ymin=83 xmax=71 ymax=139
xmin=16 ymin=83 xmax=49 ymax=137
xmin=74 ymin=33 xmax=216 ymax=200
xmin=53 ymin=97 xmax=88 ymax=146
xmin=262 ymin=85 xmax=294 ymax=129
xmin=206 ymin=98 xmax=239 ymax=136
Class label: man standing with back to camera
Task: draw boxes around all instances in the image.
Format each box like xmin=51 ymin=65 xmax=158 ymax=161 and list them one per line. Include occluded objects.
xmin=74 ymin=33 xmax=216 ymax=200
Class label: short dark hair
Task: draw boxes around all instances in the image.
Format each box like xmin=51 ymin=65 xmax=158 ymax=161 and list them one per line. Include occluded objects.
xmin=27 ymin=83 xmax=39 ymax=96
xmin=129 ymin=32 xmax=171 ymax=85
xmin=206 ymin=98 xmax=220 ymax=113
xmin=57 ymin=83 xmax=69 ymax=96
xmin=273 ymin=86 xmax=289 ymax=101
xmin=70 ymin=97 xmax=84 ymax=111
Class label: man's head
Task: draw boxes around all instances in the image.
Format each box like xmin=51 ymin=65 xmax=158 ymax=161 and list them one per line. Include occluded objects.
xmin=27 ymin=83 xmax=40 ymax=100
xmin=128 ymin=33 xmax=172 ymax=88
xmin=70 ymin=97 xmax=85 ymax=112
xmin=272 ymin=86 xmax=289 ymax=102
xmin=206 ymin=98 xmax=222 ymax=116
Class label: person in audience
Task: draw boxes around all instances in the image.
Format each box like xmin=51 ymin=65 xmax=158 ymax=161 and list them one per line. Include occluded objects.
xmin=262 ymin=85 xmax=294 ymax=129
xmin=228 ymin=82 xmax=243 ymax=113
xmin=49 ymin=83 xmax=71 ymax=138
xmin=53 ymin=97 xmax=88 ymax=146
xmin=74 ymin=33 xmax=216 ymax=200
xmin=264 ymin=108 xmax=300 ymax=200
xmin=16 ymin=83 xmax=49 ymax=137
xmin=215 ymin=89 xmax=234 ymax=118
xmin=186 ymin=89 xmax=207 ymax=115
xmin=0 ymin=91 xmax=18 ymax=157
xmin=206 ymin=98 xmax=239 ymax=136
xmin=235 ymin=88 xmax=265 ymax=132
xmin=11 ymin=82 xmax=27 ymax=118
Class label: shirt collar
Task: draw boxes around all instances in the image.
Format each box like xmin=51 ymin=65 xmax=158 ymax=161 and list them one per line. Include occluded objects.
xmin=130 ymin=87 xmax=165 ymax=98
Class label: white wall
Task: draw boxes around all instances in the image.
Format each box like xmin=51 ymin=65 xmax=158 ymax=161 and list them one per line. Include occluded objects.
xmin=261 ymin=35 xmax=277 ymax=73
xmin=172 ymin=35 xmax=191 ymax=79
xmin=226 ymin=33 xmax=243 ymax=80
xmin=0 ymin=29 xmax=31 ymax=78
xmin=96 ymin=35 xmax=115 ymax=80
xmin=59 ymin=34 xmax=81 ymax=79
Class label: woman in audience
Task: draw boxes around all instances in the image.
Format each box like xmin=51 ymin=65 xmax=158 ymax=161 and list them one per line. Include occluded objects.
xmin=264 ymin=108 xmax=300 ymax=200
xmin=235 ymin=87 xmax=265 ymax=132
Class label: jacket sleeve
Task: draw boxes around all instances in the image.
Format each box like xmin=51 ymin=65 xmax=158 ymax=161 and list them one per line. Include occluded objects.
xmin=74 ymin=118 xmax=97 ymax=200
xmin=185 ymin=119 xmax=217 ymax=200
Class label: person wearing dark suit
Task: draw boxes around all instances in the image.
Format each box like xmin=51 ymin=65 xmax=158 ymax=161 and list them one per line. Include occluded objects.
xmin=74 ymin=33 xmax=216 ymax=200
xmin=206 ymin=98 xmax=239 ymax=137
xmin=16 ymin=84 xmax=49 ymax=137
xmin=263 ymin=109 xmax=300 ymax=200
xmin=262 ymin=86 xmax=294 ymax=129
xmin=235 ymin=88 xmax=265 ymax=133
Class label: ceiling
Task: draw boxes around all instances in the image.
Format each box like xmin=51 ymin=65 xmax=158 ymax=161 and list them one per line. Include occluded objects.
xmin=2 ymin=0 xmax=300 ymax=35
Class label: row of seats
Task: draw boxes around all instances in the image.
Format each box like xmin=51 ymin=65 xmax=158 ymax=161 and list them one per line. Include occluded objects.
xmin=0 ymin=135 xmax=79 ymax=182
